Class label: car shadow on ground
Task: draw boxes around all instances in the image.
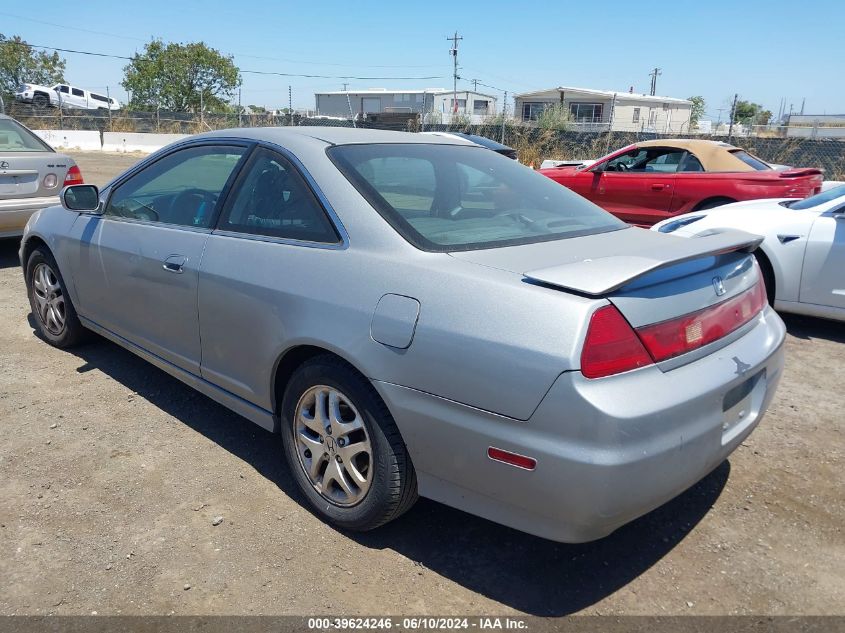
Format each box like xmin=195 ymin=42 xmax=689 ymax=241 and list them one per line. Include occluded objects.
xmin=0 ymin=238 xmax=21 ymax=269
xmin=782 ymin=313 xmax=845 ymax=344
xmin=50 ymin=329 xmax=728 ymax=616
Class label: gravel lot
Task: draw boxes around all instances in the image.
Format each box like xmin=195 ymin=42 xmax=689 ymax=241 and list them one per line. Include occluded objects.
xmin=0 ymin=151 xmax=842 ymax=616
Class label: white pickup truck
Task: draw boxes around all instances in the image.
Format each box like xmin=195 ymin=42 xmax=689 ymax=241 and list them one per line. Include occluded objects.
xmin=15 ymin=83 xmax=121 ymax=111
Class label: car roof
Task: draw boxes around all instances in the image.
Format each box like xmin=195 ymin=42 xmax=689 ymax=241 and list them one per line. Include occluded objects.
xmin=635 ymin=138 xmax=759 ymax=171
xmin=195 ymin=126 xmax=480 ymax=148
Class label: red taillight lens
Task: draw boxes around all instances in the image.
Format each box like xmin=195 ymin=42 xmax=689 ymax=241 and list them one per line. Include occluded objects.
xmin=636 ymin=280 xmax=766 ymax=363
xmin=63 ymin=165 xmax=83 ymax=185
xmin=581 ymin=305 xmax=654 ymax=379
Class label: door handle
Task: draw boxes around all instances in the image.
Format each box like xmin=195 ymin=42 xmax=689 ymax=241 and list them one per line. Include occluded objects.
xmin=162 ymin=254 xmax=187 ymax=274
xmin=651 ymin=183 xmax=669 ymax=191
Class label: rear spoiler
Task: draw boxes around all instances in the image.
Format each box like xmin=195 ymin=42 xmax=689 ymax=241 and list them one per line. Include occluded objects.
xmin=523 ymin=229 xmax=763 ymax=296
xmin=778 ymin=167 xmax=823 ymax=178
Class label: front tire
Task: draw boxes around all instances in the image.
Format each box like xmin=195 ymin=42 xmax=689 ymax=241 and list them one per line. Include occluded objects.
xmin=280 ymin=355 xmax=417 ymax=531
xmin=26 ymin=248 xmax=88 ymax=348
xmin=32 ymin=94 xmax=49 ymax=109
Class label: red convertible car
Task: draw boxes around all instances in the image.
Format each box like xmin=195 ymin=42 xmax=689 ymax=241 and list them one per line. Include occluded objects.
xmin=539 ymin=139 xmax=823 ymax=226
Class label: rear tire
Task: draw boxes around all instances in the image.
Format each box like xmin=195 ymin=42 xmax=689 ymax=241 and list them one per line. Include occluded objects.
xmin=694 ymin=197 xmax=735 ymax=211
xmin=754 ymin=251 xmax=776 ymax=306
xmin=280 ymin=355 xmax=417 ymax=531
xmin=25 ymin=247 xmax=88 ymax=348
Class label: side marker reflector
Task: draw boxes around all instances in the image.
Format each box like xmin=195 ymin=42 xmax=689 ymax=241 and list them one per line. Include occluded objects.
xmin=487 ymin=447 xmax=537 ymax=471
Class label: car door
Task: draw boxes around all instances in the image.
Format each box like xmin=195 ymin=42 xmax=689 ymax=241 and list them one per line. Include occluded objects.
xmin=798 ymin=206 xmax=845 ymax=309
xmin=54 ymin=85 xmax=70 ymax=108
xmin=198 ymin=146 xmax=343 ymax=410
xmin=597 ymin=147 xmax=682 ymax=226
xmin=67 ymin=143 xmax=250 ymax=374
xmin=69 ymin=87 xmax=87 ymax=109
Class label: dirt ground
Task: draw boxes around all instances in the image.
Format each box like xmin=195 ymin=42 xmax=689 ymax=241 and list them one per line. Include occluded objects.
xmin=0 ymin=151 xmax=842 ymax=616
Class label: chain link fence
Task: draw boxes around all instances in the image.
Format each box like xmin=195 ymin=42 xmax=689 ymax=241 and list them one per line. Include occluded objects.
xmin=5 ymin=101 xmax=843 ymax=180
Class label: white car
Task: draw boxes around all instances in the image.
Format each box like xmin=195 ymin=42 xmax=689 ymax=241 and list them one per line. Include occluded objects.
xmin=14 ymin=83 xmax=121 ymax=111
xmin=652 ymin=186 xmax=845 ymax=322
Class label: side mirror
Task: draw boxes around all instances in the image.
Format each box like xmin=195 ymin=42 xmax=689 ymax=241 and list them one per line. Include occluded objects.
xmin=61 ymin=184 xmax=102 ymax=214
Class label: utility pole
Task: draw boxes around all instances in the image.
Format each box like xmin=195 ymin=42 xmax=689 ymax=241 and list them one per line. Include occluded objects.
xmin=715 ymin=107 xmax=726 ymax=133
xmin=800 ymin=97 xmax=805 ymax=115
xmin=106 ymin=85 xmax=112 ymax=131
xmin=288 ymin=85 xmax=293 ymax=125
xmin=342 ymin=83 xmax=348 ymax=91
xmin=472 ymin=79 xmax=477 ymax=92
xmin=648 ymin=67 xmax=662 ymax=96
xmin=238 ymin=87 xmax=242 ymax=127
xmin=501 ymin=90 xmax=507 ymax=144
xmin=727 ymin=93 xmax=738 ymax=142
xmin=447 ymin=31 xmax=463 ymax=119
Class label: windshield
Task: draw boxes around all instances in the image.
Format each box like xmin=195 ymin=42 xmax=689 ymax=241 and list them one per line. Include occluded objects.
xmin=0 ymin=118 xmax=54 ymax=153
xmin=329 ymin=143 xmax=625 ymax=251
xmin=786 ymin=185 xmax=845 ymax=210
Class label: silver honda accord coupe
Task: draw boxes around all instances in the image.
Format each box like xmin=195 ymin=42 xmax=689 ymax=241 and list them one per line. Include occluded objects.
xmin=20 ymin=127 xmax=786 ymax=542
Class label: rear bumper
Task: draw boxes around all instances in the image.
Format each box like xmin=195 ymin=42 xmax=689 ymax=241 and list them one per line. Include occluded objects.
xmin=0 ymin=197 xmax=59 ymax=237
xmin=376 ymin=306 xmax=786 ymax=543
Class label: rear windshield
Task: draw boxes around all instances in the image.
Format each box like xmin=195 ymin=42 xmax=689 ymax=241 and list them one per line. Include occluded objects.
xmin=329 ymin=143 xmax=625 ymax=251
xmin=730 ymin=150 xmax=771 ymax=171
xmin=0 ymin=118 xmax=53 ymax=153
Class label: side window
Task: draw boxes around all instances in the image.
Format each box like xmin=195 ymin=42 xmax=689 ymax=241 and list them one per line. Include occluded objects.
xmin=606 ymin=149 xmax=647 ymax=171
xmin=221 ymin=148 xmax=339 ymax=243
xmin=680 ymin=154 xmax=705 ymax=172
xmin=58 ymin=85 xmax=69 ymax=93
xmin=643 ymin=150 xmax=685 ymax=173
xmin=72 ymin=88 xmax=84 ymax=97
xmin=106 ymin=145 xmax=246 ymax=227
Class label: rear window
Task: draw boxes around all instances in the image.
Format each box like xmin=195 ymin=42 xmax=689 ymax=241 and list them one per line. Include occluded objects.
xmin=731 ymin=150 xmax=771 ymax=171
xmin=329 ymin=143 xmax=625 ymax=251
xmin=0 ymin=118 xmax=54 ymax=152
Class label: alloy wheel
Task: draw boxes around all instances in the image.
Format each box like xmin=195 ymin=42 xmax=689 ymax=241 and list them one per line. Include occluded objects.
xmin=294 ymin=385 xmax=373 ymax=507
xmin=32 ymin=263 xmax=66 ymax=335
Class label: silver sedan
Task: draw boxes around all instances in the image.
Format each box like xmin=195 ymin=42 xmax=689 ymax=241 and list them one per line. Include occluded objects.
xmin=20 ymin=127 xmax=786 ymax=542
xmin=0 ymin=114 xmax=83 ymax=238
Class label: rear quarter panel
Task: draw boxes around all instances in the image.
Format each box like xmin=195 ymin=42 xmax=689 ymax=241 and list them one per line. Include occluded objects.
xmin=672 ymin=172 xmax=819 ymax=214
xmin=197 ymin=239 xmax=599 ymax=421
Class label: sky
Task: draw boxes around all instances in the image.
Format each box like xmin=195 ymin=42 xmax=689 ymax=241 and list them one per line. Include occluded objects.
xmin=1 ymin=0 xmax=842 ymax=120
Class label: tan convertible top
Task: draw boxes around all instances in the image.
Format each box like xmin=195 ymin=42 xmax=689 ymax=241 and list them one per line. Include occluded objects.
xmin=635 ymin=139 xmax=764 ymax=172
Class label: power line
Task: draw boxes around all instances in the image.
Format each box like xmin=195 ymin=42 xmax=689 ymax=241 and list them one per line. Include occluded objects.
xmin=18 ymin=43 xmax=446 ymax=80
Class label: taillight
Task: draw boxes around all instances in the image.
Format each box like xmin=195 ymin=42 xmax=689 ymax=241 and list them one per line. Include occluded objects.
xmin=63 ymin=165 xmax=83 ymax=185
xmin=636 ymin=279 xmax=766 ymax=363
xmin=581 ymin=270 xmax=768 ymax=379
xmin=581 ymin=305 xmax=654 ymax=379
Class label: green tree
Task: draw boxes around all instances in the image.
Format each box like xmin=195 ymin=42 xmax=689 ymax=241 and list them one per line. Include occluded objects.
xmin=732 ymin=99 xmax=772 ymax=126
xmin=0 ymin=34 xmax=65 ymax=95
xmin=122 ymin=40 xmax=240 ymax=112
xmin=687 ymin=95 xmax=706 ymax=129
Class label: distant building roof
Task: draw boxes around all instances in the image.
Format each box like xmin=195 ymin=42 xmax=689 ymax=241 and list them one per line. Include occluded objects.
xmin=317 ymin=88 xmax=498 ymax=99
xmin=515 ymin=86 xmax=691 ymax=105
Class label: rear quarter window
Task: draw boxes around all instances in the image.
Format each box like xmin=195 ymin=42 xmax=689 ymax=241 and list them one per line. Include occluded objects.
xmin=731 ymin=150 xmax=771 ymax=171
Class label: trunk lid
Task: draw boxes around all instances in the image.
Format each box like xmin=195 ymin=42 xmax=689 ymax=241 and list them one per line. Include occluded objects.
xmin=0 ymin=152 xmax=73 ymax=199
xmin=450 ymin=226 xmax=765 ymax=361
